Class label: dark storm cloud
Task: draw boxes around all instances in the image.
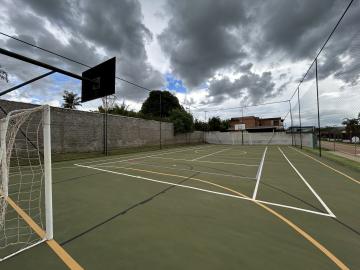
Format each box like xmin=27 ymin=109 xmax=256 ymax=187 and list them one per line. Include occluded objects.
xmin=1 ymin=0 xmax=163 ymax=102
xmin=253 ymin=0 xmax=360 ymax=82
xmin=207 ymin=71 xmax=276 ymax=105
xmin=159 ymin=0 xmax=360 ymax=106
xmin=254 ymin=0 xmax=340 ymax=60
xmin=17 ymin=0 xmax=79 ymax=28
xmin=158 ymin=0 xmax=249 ymax=87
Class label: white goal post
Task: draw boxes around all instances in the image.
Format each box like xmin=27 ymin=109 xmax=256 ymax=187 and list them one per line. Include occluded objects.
xmin=0 ymin=105 xmax=53 ymax=262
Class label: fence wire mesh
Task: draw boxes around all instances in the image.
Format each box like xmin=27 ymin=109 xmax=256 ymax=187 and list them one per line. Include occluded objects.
xmin=0 ymin=0 xmax=359 ymax=161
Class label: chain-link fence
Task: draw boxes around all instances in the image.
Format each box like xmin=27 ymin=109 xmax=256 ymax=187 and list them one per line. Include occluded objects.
xmin=287 ymin=2 xmax=360 ymax=160
xmin=0 ymin=0 xmax=359 ymax=161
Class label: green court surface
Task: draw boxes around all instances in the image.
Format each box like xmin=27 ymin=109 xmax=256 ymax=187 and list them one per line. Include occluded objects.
xmin=2 ymin=144 xmax=360 ymax=269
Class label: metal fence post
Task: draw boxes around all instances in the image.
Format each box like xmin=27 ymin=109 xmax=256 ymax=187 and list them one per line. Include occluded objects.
xmin=159 ymin=91 xmax=162 ymax=150
xmin=315 ymin=58 xmax=322 ymax=157
xmin=297 ymin=87 xmax=303 ymax=149
xmin=289 ymin=100 xmax=294 ymax=146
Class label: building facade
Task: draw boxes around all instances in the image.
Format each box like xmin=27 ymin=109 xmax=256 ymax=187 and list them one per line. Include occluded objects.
xmin=229 ymin=116 xmax=284 ymax=132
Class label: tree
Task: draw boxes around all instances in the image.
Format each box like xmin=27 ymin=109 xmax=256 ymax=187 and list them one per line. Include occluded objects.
xmin=0 ymin=65 xmax=8 ymax=83
xmin=194 ymin=119 xmax=209 ymax=131
xmin=169 ymin=109 xmax=194 ymax=134
xmin=207 ymin=117 xmax=230 ymax=131
xmin=62 ymin=91 xmax=81 ymax=109
xmin=342 ymin=116 xmax=360 ymax=138
xmin=208 ymin=117 xmax=222 ymax=131
xmin=140 ymin=90 xmax=182 ymax=117
xmin=98 ymin=101 xmax=138 ymax=117
xmin=221 ymin=119 xmax=230 ymax=131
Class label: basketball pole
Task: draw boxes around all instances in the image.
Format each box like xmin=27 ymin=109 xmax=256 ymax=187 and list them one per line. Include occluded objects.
xmin=103 ymin=96 xmax=108 ymax=156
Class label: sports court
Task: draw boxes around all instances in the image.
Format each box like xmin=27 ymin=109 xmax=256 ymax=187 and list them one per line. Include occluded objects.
xmin=0 ymin=1 xmax=359 ymax=269
xmin=2 ymin=143 xmax=359 ymax=270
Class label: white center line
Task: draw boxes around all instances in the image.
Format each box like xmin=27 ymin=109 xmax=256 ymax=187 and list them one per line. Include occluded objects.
xmin=87 ymin=145 xmax=213 ymax=166
xmin=278 ymin=147 xmax=335 ymax=217
xmin=252 ymin=146 xmax=268 ymax=200
xmin=74 ymin=163 xmax=334 ymax=217
xmin=149 ymin=156 xmax=259 ymax=166
xmin=191 ymin=148 xmax=230 ymax=161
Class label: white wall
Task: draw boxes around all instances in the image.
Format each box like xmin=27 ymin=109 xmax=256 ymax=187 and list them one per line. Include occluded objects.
xmin=205 ymin=131 xmax=315 ymax=148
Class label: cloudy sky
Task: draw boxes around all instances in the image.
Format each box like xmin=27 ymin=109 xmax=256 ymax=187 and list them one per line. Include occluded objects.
xmin=0 ymin=0 xmax=359 ymax=127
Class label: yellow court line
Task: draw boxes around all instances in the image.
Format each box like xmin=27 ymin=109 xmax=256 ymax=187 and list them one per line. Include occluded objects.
xmin=110 ymin=165 xmax=349 ymax=270
xmin=5 ymin=196 xmax=84 ymax=270
xmin=290 ymin=146 xmax=360 ymax=185
xmin=110 ymin=165 xmax=248 ymax=198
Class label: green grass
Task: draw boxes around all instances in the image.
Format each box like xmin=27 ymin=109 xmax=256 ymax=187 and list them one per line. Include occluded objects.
xmin=2 ymin=145 xmax=360 ymax=270
xmin=302 ymin=146 xmax=360 ymax=173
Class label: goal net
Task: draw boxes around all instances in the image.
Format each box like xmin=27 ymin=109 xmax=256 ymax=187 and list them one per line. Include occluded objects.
xmin=0 ymin=105 xmax=53 ymax=262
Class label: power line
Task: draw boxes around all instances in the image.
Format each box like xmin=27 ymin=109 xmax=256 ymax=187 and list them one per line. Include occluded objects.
xmin=192 ymin=99 xmax=290 ymax=113
xmin=0 ymin=31 xmax=151 ymax=92
xmin=0 ymin=0 xmax=355 ymax=111
xmin=289 ymin=0 xmax=355 ymax=100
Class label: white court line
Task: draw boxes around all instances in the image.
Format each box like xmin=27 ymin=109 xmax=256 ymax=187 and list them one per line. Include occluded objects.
xmin=79 ymin=145 xmax=215 ymax=165
xmin=252 ymin=146 xmax=268 ymax=200
xmin=191 ymin=148 xmax=230 ymax=161
xmin=74 ymin=164 xmax=333 ymax=217
xmin=99 ymin=162 xmax=256 ymax=180
xmin=149 ymin=156 xmax=259 ymax=167
xmin=0 ymin=239 xmax=46 ymax=262
xmin=254 ymin=199 xmax=332 ymax=217
xmin=278 ymin=147 xmax=336 ymax=218
xmin=86 ymin=145 xmax=215 ymax=167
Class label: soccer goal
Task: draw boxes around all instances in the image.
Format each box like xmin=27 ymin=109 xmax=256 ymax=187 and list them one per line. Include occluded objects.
xmin=0 ymin=105 xmax=53 ymax=262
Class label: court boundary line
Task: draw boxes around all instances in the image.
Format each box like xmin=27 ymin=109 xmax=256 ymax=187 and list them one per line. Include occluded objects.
xmin=278 ymin=147 xmax=335 ymax=218
xmin=94 ymin=164 xmax=332 ymax=217
xmin=99 ymin=162 xmax=256 ymax=180
xmin=75 ymin=163 xmax=333 ymax=217
xmin=0 ymin=239 xmax=46 ymax=262
xmin=290 ymin=146 xmax=360 ymax=185
xmin=191 ymin=148 xmax=230 ymax=161
xmin=74 ymin=163 xmax=349 ymax=269
xmin=87 ymin=145 xmax=224 ymax=167
xmin=252 ymin=146 xmax=268 ymax=199
xmin=79 ymin=144 xmax=214 ymax=165
xmin=148 ymin=156 xmax=259 ymax=167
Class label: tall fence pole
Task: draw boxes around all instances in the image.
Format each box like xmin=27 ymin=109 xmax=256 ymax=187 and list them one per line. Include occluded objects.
xmin=159 ymin=91 xmax=162 ymax=150
xmin=297 ymin=87 xmax=303 ymax=149
xmin=315 ymin=58 xmax=322 ymax=157
xmin=241 ymin=107 xmax=244 ymax=145
xmin=289 ymin=100 xmax=294 ymax=146
xmin=204 ymin=111 xmax=207 ymax=144
xmin=103 ymin=96 xmax=108 ymax=156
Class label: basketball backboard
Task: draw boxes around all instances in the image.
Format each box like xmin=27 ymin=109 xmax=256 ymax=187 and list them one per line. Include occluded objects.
xmin=81 ymin=57 xmax=116 ymax=102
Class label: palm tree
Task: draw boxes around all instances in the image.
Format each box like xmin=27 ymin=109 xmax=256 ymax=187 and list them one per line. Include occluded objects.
xmin=62 ymin=91 xmax=81 ymax=109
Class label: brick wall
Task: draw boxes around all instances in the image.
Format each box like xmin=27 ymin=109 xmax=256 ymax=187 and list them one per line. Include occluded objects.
xmin=0 ymin=99 xmax=203 ymax=154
